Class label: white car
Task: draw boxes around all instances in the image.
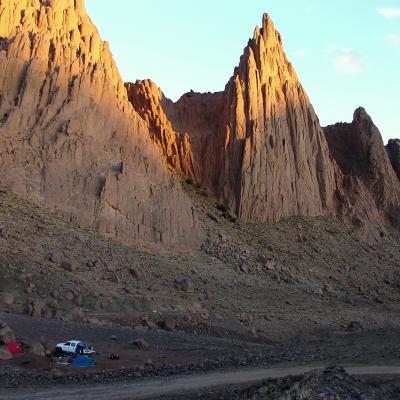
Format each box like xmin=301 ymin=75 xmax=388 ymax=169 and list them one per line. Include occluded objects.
xmin=55 ymin=340 xmax=95 ymax=355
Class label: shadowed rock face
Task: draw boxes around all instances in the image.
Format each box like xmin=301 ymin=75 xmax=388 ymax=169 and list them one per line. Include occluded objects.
xmin=324 ymin=108 xmax=400 ymax=230
xmin=387 ymin=139 xmax=400 ymax=180
xmin=0 ymin=0 xmax=200 ymax=249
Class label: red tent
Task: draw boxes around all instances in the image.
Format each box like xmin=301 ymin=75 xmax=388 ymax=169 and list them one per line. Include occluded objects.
xmin=6 ymin=342 xmax=23 ymax=354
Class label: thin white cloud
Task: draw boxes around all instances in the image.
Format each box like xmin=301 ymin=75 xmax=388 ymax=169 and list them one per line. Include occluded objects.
xmin=292 ymin=48 xmax=312 ymax=57
xmin=377 ymin=7 xmax=400 ymax=18
xmin=304 ymin=5 xmax=314 ymax=14
xmin=328 ymin=46 xmax=364 ymax=74
xmin=387 ymin=34 xmax=400 ymax=46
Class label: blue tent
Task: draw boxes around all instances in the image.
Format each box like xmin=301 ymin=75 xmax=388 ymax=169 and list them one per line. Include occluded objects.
xmin=70 ymin=355 xmax=96 ymax=368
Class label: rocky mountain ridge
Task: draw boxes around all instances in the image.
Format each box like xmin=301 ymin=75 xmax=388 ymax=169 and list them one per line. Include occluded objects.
xmin=129 ymin=14 xmax=400 ymax=238
xmin=0 ymin=1 xmax=398 ymax=250
xmin=325 ymin=108 xmax=400 ymax=232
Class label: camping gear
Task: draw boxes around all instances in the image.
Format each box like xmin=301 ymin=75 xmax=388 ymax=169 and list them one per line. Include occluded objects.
xmin=70 ymin=355 xmax=96 ymax=368
xmin=6 ymin=342 xmax=23 ymax=354
xmin=56 ymin=340 xmax=95 ymax=355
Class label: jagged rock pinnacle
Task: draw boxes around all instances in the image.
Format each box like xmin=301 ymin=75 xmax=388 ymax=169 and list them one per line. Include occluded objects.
xmin=129 ymin=12 xmax=400 ymax=235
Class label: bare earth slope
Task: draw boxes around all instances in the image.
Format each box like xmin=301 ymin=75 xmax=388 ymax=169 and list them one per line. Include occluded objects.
xmin=0 ymin=0 xmax=199 ymax=249
xmin=2 ymin=184 xmax=400 ymax=344
xmin=1 ymin=181 xmax=400 ymax=395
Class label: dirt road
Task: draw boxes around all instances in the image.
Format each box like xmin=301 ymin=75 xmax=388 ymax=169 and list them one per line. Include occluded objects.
xmin=2 ymin=365 xmax=400 ymax=400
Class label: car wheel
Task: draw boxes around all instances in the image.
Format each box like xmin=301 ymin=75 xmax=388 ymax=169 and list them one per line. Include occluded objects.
xmin=55 ymin=347 xmax=63 ymax=357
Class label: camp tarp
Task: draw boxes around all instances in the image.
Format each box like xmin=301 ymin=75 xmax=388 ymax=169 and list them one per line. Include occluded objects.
xmin=70 ymin=355 xmax=96 ymax=368
xmin=6 ymin=342 xmax=23 ymax=354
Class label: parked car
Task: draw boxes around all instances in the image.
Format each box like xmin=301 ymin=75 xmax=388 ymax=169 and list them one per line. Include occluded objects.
xmin=55 ymin=340 xmax=95 ymax=356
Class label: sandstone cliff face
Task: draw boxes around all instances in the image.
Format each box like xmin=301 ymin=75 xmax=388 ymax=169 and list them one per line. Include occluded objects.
xmin=217 ymin=15 xmax=338 ymax=221
xmin=129 ymin=15 xmax=336 ymax=222
xmin=129 ymin=14 xmax=400 ymax=234
xmin=0 ymin=0 xmax=199 ymax=249
xmin=129 ymin=14 xmax=339 ymax=223
xmin=1 ymin=1 xmax=399 ymax=247
xmin=125 ymin=80 xmax=196 ymax=177
xmin=324 ymin=108 xmax=400 ymax=229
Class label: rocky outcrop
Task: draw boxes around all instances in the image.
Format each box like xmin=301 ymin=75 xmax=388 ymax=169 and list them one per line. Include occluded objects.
xmin=130 ymin=14 xmax=339 ymax=223
xmin=216 ymin=15 xmax=338 ymax=222
xmin=125 ymin=80 xmax=195 ymax=177
xmin=0 ymin=320 xmax=15 ymax=344
xmin=1 ymin=1 xmax=399 ymax=247
xmin=130 ymin=14 xmax=400 ymax=234
xmin=387 ymin=139 xmax=400 ymax=180
xmin=0 ymin=0 xmax=200 ymax=249
xmin=324 ymin=108 xmax=400 ymax=230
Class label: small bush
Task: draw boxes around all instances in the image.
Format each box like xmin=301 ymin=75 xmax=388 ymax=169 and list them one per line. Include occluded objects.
xmin=216 ymin=203 xmax=228 ymax=213
xmin=216 ymin=203 xmax=237 ymax=223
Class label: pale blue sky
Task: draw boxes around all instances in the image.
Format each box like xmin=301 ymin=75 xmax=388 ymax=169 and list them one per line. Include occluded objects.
xmin=86 ymin=1 xmax=400 ymax=142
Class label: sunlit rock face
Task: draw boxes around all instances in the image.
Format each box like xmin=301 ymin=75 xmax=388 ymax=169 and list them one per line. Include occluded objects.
xmin=129 ymin=14 xmax=339 ymax=223
xmin=0 ymin=0 xmax=200 ymax=249
xmin=129 ymin=14 xmax=400 ymax=234
xmin=1 ymin=1 xmax=399 ymax=247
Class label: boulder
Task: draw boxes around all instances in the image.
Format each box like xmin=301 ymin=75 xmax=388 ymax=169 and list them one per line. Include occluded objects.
xmin=28 ymin=300 xmax=43 ymax=318
xmin=0 ymin=292 xmax=14 ymax=305
xmin=31 ymin=342 xmax=45 ymax=357
xmin=175 ymin=277 xmax=194 ymax=293
xmin=239 ymin=264 xmax=249 ymax=274
xmin=265 ymin=260 xmax=276 ymax=271
xmin=18 ymin=273 xmax=32 ymax=283
xmin=48 ymin=252 xmax=62 ymax=264
xmin=347 ymin=320 xmax=363 ymax=332
xmin=163 ymin=318 xmax=176 ymax=332
xmin=106 ymin=265 xmax=116 ymax=273
xmin=132 ymin=339 xmax=150 ymax=351
xmin=144 ymin=320 xmax=158 ymax=331
xmin=130 ymin=267 xmax=143 ymax=280
xmin=0 ymin=346 xmax=12 ymax=361
xmin=65 ymin=308 xmax=86 ymax=322
xmin=60 ymin=261 xmax=75 ymax=272
xmin=64 ymin=292 xmax=74 ymax=301
xmin=0 ymin=227 xmax=8 ymax=239
xmin=0 ymin=321 xmax=15 ymax=344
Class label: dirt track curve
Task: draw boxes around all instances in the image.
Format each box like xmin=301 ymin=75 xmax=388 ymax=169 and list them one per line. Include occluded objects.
xmin=2 ymin=365 xmax=400 ymax=400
